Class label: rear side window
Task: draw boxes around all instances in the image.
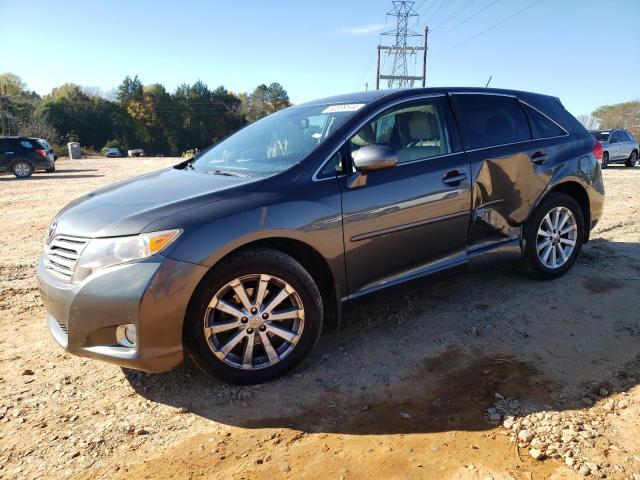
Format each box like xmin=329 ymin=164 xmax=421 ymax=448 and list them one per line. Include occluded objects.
xmin=522 ymin=104 xmax=565 ymax=139
xmin=619 ymin=131 xmax=630 ymax=141
xmin=453 ymin=94 xmax=531 ymax=149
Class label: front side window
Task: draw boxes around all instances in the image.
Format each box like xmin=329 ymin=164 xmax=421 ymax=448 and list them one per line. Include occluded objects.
xmin=185 ymin=103 xmax=364 ymax=178
xmin=349 ymin=98 xmax=452 ymax=165
xmin=453 ymin=94 xmax=531 ymax=149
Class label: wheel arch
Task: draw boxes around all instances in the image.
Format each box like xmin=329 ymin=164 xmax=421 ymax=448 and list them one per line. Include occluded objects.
xmin=185 ymin=236 xmax=341 ymax=332
xmin=544 ymin=181 xmax=591 ymax=242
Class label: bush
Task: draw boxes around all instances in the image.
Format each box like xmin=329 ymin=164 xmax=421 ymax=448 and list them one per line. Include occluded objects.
xmin=52 ymin=144 xmax=68 ymax=158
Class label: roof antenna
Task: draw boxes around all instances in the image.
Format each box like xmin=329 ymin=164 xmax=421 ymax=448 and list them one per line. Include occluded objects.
xmin=485 ymin=76 xmax=493 ymax=88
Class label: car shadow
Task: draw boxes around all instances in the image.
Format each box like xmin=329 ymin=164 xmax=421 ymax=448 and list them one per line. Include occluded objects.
xmin=125 ymin=238 xmax=640 ymax=435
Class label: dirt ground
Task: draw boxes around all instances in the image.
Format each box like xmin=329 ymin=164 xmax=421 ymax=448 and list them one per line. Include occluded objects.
xmin=1 ymin=157 xmax=639 ymax=480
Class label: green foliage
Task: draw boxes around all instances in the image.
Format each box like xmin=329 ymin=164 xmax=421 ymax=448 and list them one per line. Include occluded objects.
xmin=2 ymin=72 xmax=292 ymax=155
xmin=240 ymin=83 xmax=292 ymax=123
xmin=592 ymin=101 xmax=640 ymax=140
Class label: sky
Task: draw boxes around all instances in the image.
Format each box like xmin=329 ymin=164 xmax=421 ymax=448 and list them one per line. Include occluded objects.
xmin=1 ymin=0 xmax=639 ymax=116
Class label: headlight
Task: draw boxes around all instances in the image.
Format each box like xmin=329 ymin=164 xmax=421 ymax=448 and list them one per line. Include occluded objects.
xmin=74 ymin=229 xmax=181 ymax=282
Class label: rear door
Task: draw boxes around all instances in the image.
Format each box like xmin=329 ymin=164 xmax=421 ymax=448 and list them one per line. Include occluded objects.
xmin=618 ymin=131 xmax=633 ymax=159
xmin=0 ymin=139 xmax=15 ymax=172
xmin=450 ymin=93 xmax=566 ymax=250
xmin=338 ymin=95 xmax=471 ymax=297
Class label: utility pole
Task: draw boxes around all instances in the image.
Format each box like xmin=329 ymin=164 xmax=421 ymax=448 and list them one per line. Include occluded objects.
xmin=0 ymin=85 xmax=6 ymax=136
xmin=376 ymin=1 xmax=428 ymax=89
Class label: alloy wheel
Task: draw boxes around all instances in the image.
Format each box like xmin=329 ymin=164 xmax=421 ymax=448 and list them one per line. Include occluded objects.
xmin=14 ymin=162 xmax=31 ymax=177
xmin=204 ymin=274 xmax=305 ymax=370
xmin=536 ymin=206 xmax=577 ymax=269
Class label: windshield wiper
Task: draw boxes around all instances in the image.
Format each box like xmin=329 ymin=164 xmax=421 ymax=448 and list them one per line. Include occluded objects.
xmin=207 ymin=169 xmax=245 ymax=177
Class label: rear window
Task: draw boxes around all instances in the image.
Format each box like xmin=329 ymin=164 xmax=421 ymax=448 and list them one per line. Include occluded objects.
xmin=523 ymin=104 xmax=565 ymax=139
xmin=453 ymin=94 xmax=531 ymax=149
xmin=592 ymin=131 xmax=610 ymax=141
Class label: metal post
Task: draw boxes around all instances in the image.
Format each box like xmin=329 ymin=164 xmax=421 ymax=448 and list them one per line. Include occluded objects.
xmin=376 ymin=46 xmax=381 ymax=90
xmin=422 ymin=26 xmax=429 ymax=87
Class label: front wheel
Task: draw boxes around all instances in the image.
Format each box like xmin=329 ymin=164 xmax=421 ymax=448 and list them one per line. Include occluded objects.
xmin=522 ymin=193 xmax=584 ymax=280
xmin=625 ymin=151 xmax=638 ymax=167
xmin=185 ymin=248 xmax=323 ymax=384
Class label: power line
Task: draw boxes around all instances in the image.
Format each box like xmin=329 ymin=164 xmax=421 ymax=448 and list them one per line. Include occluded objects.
xmin=439 ymin=0 xmax=544 ymax=53
xmin=436 ymin=0 xmax=501 ymax=37
xmin=431 ymin=0 xmax=476 ymax=31
xmin=427 ymin=0 xmax=448 ymax=24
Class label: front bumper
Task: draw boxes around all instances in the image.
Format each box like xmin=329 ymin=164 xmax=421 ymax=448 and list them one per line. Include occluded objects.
xmin=37 ymin=255 xmax=208 ymax=373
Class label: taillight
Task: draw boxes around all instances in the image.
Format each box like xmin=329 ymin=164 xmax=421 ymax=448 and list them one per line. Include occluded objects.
xmin=592 ymin=138 xmax=603 ymax=163
xmin=34 ymin=148 xmax=47 ymax=159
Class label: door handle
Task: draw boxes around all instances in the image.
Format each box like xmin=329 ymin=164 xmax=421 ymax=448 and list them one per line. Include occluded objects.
xmin=442 ymin=170 xmax=467 ymax=185
xmin=531 ymin=151 xmax=548 ymax=165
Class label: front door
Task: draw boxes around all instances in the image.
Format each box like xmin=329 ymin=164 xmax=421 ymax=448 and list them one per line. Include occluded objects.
xmin=339 ymin=96 xmax=471 ymax=297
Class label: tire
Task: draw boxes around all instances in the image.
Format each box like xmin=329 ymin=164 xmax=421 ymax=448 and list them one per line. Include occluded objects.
xmin=184 ymin=248 xmax=323 ymax=384
xmin=625 ymin=150 xmax=638 ymax=167
xmin=522 ymin=192 xmax=584 ymax=280
xmin=601 ymin=152 xmax=609 ymax=168
xmin=12 ymin=160 xmax=34 ymax=178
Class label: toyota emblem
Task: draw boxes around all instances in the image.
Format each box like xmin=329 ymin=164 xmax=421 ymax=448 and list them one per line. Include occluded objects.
xmin=46 ymin=220 xmax=58 ymax=245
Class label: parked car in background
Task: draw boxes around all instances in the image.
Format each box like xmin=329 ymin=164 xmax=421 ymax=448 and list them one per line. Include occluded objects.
xmin=104 ymin=148 xmax=122 ymax=158
xmin=590 ymin=129 xmax=639 ymax=168
xmin=33 ymin=138 xmax=57 ymax=172
xmin=0 ymin=136 xmax=56 ymax=178
xmin=127 ymin=148 xmax=145 ymax=157
xmin=38 ymin=88 xmax=604 ymax=384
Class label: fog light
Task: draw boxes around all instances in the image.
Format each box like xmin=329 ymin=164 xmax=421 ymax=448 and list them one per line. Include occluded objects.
xmin=116 ymin=324 xmax=137 ymax=347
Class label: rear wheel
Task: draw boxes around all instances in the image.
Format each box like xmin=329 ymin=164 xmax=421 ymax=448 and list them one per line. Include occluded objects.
xmin=625 ymin=150 xmax=638 ymax=167
xmin=522 ymin=193 xmax=584 ymax=280
xmin=185 ymin=248 xmax=323 ymax=384
xmin=601 ymin=152 xmax=609 ymax=168
xmin=12 ymin=161 xmax=33 ymax=178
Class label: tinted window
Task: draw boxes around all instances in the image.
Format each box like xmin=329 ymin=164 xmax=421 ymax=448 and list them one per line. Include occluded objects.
xmin=318 ymin=151 xmax=343 ymax=177
xmin=0 ymin=140 xmax=12 ymax=152
xmin=20 ymin=140 xmax=35 ymax=149
xmin=349 ymin=98 xmax=452 ymax=165
xmin=454 ymin=94 xmax=531 ymax=149
xmin=523 ymin=104 xmax=564 ymax=139
xmin=592 ymin=131 xmax=610 ymax=142
xmin=610 ymin=131 xmax=621 ymax=142
xmin=618 ymin=131 xmax=630 ymax=141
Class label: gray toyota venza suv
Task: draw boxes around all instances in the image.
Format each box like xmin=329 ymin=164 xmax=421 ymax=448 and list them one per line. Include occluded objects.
xmin=38 ymin=88 xmax=605 ymax=384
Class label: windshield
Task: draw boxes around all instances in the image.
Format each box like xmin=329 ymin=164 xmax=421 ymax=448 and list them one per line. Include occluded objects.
xmin=592 ymin=131 xmax=610 ymax=141
xmin=184 ymin=103 xmax=365 ymax=177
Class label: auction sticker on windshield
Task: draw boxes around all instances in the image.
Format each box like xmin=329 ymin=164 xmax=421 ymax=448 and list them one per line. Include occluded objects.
xmin=321 ymin=104 xmax=366 ymax=114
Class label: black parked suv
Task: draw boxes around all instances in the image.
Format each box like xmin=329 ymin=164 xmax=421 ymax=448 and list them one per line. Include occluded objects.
xmin=38 ymin=88 xmax=604 ymax=384
xmin=0 ymin=136 xmax=56 ymax=178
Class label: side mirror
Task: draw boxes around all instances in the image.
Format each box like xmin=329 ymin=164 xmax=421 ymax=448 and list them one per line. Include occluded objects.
xmin=352 ymin=145 xmax=397 ymax=172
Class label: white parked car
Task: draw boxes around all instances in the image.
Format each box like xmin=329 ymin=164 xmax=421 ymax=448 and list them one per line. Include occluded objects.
xmin=127 ymin=148 xmax=145 ymax=157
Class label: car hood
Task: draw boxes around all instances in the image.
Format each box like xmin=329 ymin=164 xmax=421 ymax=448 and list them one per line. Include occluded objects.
xmin=52 ymin=168 xmax=264 ymax=238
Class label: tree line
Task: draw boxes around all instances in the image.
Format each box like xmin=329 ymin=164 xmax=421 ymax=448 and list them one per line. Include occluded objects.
xmin=0 ymin=72 xmax=291 ymax=156
xmin=577 ymin=101 xmax=640 ymax=140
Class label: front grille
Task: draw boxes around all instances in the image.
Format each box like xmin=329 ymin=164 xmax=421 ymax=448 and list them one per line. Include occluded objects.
xmin=44 ymin=235 xmax=89 ymax=282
